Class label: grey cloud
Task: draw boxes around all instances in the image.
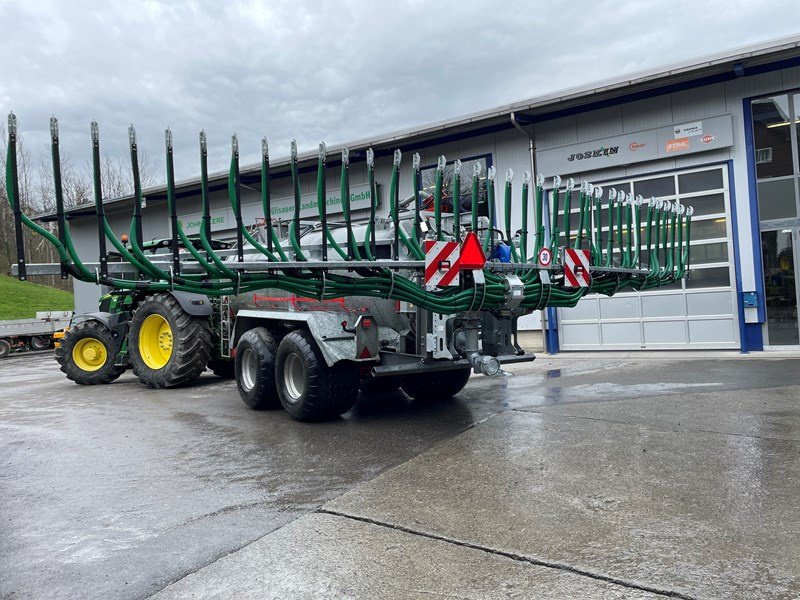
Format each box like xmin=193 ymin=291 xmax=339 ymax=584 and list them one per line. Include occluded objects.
xmin=1 ymin=0 xmax=798 ymax=185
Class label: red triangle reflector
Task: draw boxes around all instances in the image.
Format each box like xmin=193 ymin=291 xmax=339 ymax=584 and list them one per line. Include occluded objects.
xmin=459 ymin=231 xmax=486 ymax=270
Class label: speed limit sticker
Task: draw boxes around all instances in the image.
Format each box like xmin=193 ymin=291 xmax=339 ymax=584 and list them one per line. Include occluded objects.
xmin=538 ymin=247 xmax=553 ymax=267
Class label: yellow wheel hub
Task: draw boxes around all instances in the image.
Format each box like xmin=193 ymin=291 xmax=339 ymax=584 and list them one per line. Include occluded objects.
xmin=139 ymin=314 xmax=173 ymax=370
xmin=72 ymin=338 xmax=108 ymax=372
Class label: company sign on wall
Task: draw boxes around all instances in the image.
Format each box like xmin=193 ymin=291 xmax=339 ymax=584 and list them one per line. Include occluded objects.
xmin=536 ymin=114 xmax=733 ymax=176
xmin=177 ymin=183 xmax=375 ymax=235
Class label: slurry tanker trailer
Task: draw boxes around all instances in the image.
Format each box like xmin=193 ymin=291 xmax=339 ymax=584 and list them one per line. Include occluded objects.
xmin=4 ymin=114 xmax=694 ymax=421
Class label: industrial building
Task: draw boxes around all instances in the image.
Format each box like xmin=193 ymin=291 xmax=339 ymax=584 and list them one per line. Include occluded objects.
xmin=51 ymin=34 xmax=800 ymax=353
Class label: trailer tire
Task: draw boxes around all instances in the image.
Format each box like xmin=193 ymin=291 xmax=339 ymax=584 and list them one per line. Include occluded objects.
xmin=359 ymin=375 xmax=402 ymax=395
xmin=209 ymin=358 xmax=235 ymax=379
xmin=129 ymin=293 xmax=212 ymax=389
xmin=275 ymin=329 xmax=359 ymax=422
xmin=0 ymin=339 xmax=10 ymax=359
xmin=30 ymin=336 xmax=49 ymax=351
xmin=55 ymin=320 xmax=125 ymax=384
xmin=235 ymin=328 xmax=280 ymax=409
xmin=401 ymin=367 xmax=471 ymax=402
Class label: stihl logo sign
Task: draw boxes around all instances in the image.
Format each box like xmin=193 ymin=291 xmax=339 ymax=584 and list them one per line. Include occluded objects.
xmin=666 ymin=138 xmax=690 ymax=153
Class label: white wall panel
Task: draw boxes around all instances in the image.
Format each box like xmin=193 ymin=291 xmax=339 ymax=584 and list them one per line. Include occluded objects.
xmin=602 ymin=322 xmax=641 ymax=345
xmin=622 ymin=96 xmax=673 ymax=132
xmin=599 ymin=296 xmax=640 ymax=319
xmin=687 ymin=291 xmax=733 ymax=316
xmin=641 ymin=294 xmax=684 ymax=318
xmin=671 ymin=83 xmax=726 ymax=121
xmin=575 ymin=105 xmax=623 ymax=140
xmin=782 ymin=67 xmax=800 ymax=90
xmin=644 ymin=321 xmax=688 ymax=344
xmin=689 ymin=319 xmax=735 ymax=343
xmin=534 ymin=116 xmax=577 ymax=149
xmin=560 ymin=322 xmax=600 ymax=346
xmin=560 ymin=298 xmax=599 ymax=320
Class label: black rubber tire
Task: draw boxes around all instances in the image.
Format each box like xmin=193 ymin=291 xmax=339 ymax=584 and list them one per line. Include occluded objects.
xmin=129 ymin=293 xmax=212 ymax=389
xmin=208 ymin=358 xmax=236 ymax=379
xmin=0 ymin=339 xmax=11 ymax=359
xmin=30 ymin=336 xmax=49 ymax=351
xmin=401 ymin=367 xmax=472 ymax=402
xmin=359 ymin=375 xmax=402 ymax=395
xmin=54 ymin=320 xmax=126 ymax=385
xmin=235 ymin=328 xmax=280 ymax=409
xmin=275 ymin=329 xmax=359 ymax=422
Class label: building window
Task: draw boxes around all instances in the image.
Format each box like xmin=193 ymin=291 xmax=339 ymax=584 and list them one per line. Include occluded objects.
xmin=752 ymin=93 xmax=800 ymax=223
xmin=752 ymin=95 xmax=795 ymax=179
xmin=751 ymin=92 xmax=800 ymax=346
xmin=419 ymin=155 xmax=490 ymax=218
xmin=554 ymin=166 xmax=732 ymax=289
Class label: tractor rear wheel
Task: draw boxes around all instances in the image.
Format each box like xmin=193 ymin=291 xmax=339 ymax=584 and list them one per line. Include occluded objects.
xmin=275 ymin=329 xmax=359 ymax=422
xmin=401 ymin=367 xmax=471 ymax=402
xmin=129 ymin=293 xmax=212 ymax=389
xmin=55 ymin=320 xmax=125 ymax=384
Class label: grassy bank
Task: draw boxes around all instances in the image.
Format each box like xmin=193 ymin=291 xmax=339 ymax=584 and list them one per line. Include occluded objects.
xmin=0 ymin=275 xmax=74 ymax=320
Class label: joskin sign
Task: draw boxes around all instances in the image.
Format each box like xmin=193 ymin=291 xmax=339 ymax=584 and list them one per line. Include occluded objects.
xmin=536 ymin=114 xmax=733 ymax=176
xmin=178 ymin=183 xmax=375 ymax=235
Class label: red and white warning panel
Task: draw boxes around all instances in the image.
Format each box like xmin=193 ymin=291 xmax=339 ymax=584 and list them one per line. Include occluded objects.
xmin=424 ymin=240 xmax=461 ymax=288
xmin=563 ymin=248 xmax=591 ymax=288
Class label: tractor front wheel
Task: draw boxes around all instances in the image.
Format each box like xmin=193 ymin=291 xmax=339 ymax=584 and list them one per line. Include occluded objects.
xmin=129 ymin=293 xmax=212 ymax=389
xmin=55 ymin=320 xmax=125 ymax=384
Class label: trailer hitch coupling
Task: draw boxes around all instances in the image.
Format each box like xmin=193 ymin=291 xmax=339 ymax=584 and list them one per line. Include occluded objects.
xmin=468 ymin=352 xmax=501 ymax=376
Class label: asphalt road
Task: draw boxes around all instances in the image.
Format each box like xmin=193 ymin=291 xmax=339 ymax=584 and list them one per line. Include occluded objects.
xmin=2 ymin=351 xmax=800 ymax=598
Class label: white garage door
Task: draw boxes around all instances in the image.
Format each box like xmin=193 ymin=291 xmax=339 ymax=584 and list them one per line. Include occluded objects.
xmin=558 ymin=165 xmax=739 ymax=350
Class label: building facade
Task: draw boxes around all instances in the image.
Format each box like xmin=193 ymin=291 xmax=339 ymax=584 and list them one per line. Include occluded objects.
xmin=57 ymin=36 xmax=800 ymax=353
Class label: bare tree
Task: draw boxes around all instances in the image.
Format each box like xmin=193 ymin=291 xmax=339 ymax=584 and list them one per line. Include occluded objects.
xmin=0 ymin=124 xmax=158 ymax=291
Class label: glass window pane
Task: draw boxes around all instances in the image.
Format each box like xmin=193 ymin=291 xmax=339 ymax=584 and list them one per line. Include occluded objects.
xmin=683 ymin=193 xmax=725 ymax=216
xmin=691 ymin=218 xmax=727 ymax=240
xmin=686 ymin=266 xmax=730 ymax=289
xmin=752 ymin=95 xmax=794 ymax=179
xmin=689 ymin=242 xmax=728 ymax=264
xmin=761 ymin=229 xmax=798 ymax=345
xmin=634 ymin=176 xmax=675 ymax=198
xmin=678 ymin=170 xmax=723 ymax=194
xmin=420 ymin=156 xmax=489 ymax=217
xmin=757 ymin=178 xmax=797 ymax=221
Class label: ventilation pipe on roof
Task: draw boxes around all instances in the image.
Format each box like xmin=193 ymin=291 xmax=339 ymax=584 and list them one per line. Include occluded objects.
xmin=510 ymin=111 xmax=539 ymax=254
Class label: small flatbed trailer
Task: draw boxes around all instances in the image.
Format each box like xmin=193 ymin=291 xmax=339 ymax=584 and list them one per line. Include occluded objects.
xmin=0 ymin=311 xmax=73 ymax=358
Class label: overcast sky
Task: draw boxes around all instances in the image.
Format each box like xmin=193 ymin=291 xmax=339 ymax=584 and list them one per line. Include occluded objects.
xmin=2 ymin=0 xmax=799 ymax=184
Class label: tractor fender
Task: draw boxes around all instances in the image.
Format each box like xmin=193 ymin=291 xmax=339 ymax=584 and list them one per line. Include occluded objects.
xmin=72 ymin=311 xmax=123 ymax=331
xmin=71 ymin=311 xmax=128 ymax=356
xmin=168 ymin=291 xmax=213 ymax=317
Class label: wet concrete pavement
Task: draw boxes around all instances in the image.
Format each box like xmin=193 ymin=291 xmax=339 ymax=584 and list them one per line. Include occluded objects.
xmin=2 ymin=352 xmax=800 ymax=598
